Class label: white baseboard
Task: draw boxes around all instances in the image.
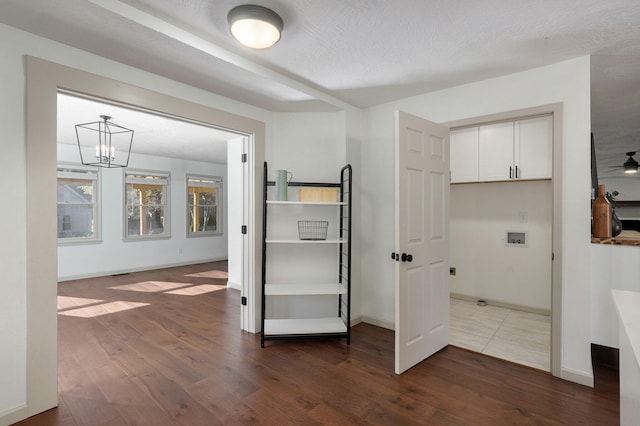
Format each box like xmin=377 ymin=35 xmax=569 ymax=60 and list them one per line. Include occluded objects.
xmin=361 ymin=315 xmax=395 ymax=331
xmin=226 ymin=281 xmax=241 ymax=291
xmin=1 ymin=403 xmax=28 ymax=426
xmin=450 ymin=292 xmax=551 ymax=316
xmin=58 ymin=257 xmax=228 ymax=282
xmin=561 ymin=367 xmax=594 ymax=388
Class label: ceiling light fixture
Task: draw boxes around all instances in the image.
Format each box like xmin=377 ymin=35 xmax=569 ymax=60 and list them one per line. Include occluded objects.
xmin=227 ymin=4 xmax=283 ymax=49
xmin=76 ymin=115 xmax=134 ymax=168
xmin=623 ymin=151 xmax=638 ymax=174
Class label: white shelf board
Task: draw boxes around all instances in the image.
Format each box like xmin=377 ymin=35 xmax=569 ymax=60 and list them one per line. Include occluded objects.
xmin=266 ymin=238 xmax=347 ymax=244
xmin=266 ymin=200 xmax=346 ymax=206
xmin=264 ymin=318 xmax=347 ymax=335
xmin=265 ymin=283 xmax=347 ymax=296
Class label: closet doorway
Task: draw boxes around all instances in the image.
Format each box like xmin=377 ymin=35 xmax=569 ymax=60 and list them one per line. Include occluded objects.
xmin=446 ymin=105 xmax=561 ymax=374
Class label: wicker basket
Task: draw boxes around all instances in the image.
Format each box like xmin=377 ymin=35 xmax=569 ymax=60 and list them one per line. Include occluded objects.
xmin=297 ymin=220 xmax=328 ymax=240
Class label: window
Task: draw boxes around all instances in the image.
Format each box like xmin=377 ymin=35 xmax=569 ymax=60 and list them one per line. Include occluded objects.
xmin=125 ymin=171 xmax=170 ymax=239
xmin=187 ymin=175 xmax=222 ymax=236
xmin=57 ymin=166 xmax=100 ymax=243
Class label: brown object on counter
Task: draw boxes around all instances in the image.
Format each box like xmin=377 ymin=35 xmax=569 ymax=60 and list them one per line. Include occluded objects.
xmin=592 ymin=184 xmax=612 ymax=238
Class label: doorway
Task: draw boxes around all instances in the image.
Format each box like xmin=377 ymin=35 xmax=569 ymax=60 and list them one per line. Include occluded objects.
xmin=445 ymin=105 xmax=562 ymax=374
xmin=25 ymin=56 xmax=265 ymax=415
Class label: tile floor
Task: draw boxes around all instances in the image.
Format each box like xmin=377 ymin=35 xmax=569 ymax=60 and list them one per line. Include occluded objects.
xmin=449 ymin=297 xmax=551 ymax=371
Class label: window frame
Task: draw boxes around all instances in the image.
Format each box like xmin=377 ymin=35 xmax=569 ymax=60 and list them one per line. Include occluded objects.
xmin=186 ymin=174 xmax=223 ymax=237
xmin=57 ymin=164 xmax=101 ymax=245
xmin=123 ymin=169 xmax=171 ymax=241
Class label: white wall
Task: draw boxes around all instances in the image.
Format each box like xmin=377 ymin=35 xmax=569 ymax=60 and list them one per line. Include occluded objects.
xmin=267 ymin=112 xmax=345 ymax=182
xmin=450 ymin=181 xmax=552 ymax=311
xmin=0 ymin=24 xmax=28 ymax=420
xmin=264 ymin=112 xmax=354 ymax=319
xmin=57 ymin=144 xmax=228 ymax=280
xmin=360 ymin=56 xmax=593 ymax=385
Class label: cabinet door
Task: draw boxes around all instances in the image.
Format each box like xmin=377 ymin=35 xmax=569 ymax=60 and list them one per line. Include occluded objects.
xmin=478 ymin=121 xmax=514 ymax=181
xmin=450 ymin=127 xmax=479 ymax=183
xmin=515 ymin=115 xmax=552 ymax=180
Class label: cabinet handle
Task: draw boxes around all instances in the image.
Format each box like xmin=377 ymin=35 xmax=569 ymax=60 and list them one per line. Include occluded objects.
xmin=509 ymin=166 xmax=513 ymax=179
xmin=515 ymin=165 xmax=519 ymax=179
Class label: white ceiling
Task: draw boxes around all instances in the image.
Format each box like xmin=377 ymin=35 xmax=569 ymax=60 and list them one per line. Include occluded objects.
xmin=2 ymin=0 xmax=640 ymax=169
xmin=57 ymin=93 xmax=234 ymax=164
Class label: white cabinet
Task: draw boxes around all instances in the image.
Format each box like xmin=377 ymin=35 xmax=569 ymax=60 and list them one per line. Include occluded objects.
xmin=478 ymin=121 xmax=515 ymax=181
xmin=515 ymin=115 xmax=553 ymax=180
xmin=261 ymin=162 xmax=352 ymax=348
xmin=451 ymin=115 xmax=552 ymax=183
xmin=450 ymin=127 xmax=479 ymax=183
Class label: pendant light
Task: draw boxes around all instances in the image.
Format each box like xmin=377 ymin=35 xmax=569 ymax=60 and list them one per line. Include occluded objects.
xmin=75 ymin=115 xmax=134 ymax=168
xmin=227 ymin=4 xmax=283 ymax=49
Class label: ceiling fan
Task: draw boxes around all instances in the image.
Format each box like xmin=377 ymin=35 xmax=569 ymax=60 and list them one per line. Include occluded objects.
xmin=609 ymin=151 xmax=639 ymax=174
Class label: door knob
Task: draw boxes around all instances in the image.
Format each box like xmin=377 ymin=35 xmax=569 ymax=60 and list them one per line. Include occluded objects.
xmin=401 ymin=253 xmax=413 ymax=262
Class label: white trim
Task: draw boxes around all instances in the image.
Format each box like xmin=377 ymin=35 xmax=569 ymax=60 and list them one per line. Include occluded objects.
xmin=227 ymin=280 xmax=241 ymax=291
xmin=123 ymin=169 xmax=171 ymax=240
xmin=561 ymin=367 xmax=595 ymax=387
xmin=0 ymin=404 xmax=28 ymax=426
xmin=58 ymin=258 xmax=228 ymax=282
xmin=25 ymin=56 xmax=265 ymax=422
xmin=361 ymin=315 xmax=395 ymax=331
xmin=186 ymin=173 xmax=223 ymax=237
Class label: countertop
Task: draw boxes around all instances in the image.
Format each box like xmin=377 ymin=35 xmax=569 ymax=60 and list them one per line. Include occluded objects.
xmin=592 ymin=230 xmax=640 ymax=245
xmin=612 ymin=290 xmax=640 ymax=369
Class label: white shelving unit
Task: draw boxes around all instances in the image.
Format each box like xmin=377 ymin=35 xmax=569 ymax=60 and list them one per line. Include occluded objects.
xmin=260 ymin=162 xmax=352 ymax=347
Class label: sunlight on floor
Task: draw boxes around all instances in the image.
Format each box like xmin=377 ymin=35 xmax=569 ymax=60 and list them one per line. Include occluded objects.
xmin=110 ymin=281 xmax=194 ymax=292
xmin=110 ymin=280 xmax=227 ymax=296
xmin=165 ymin=284 xmax=227 ymax=295
xmin=185 ymin=269 xmax=228 ymax=279
xmin=58 ymin=300 xmax=150 ymax=318
xmin=57 ymin=295 xmax=104 ymax=310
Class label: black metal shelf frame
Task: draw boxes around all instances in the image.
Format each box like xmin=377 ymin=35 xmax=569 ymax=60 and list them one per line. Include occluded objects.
xmin=260 ymin=161 xmax=352 ymax=347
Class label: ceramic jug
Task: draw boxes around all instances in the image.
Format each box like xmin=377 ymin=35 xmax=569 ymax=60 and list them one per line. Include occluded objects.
xmin=275 ymin=169 xmax=293 ymax=201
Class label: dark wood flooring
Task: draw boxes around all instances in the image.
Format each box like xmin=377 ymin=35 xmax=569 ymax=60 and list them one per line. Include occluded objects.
xmin=15 ymin=261 xmax=619 ymax=425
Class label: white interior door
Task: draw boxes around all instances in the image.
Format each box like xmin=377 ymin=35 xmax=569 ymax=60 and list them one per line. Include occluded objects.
xmin=395 ymin=110 xmax=450 ymax=374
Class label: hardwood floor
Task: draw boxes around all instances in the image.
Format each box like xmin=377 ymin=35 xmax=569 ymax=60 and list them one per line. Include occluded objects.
xmin=15 ymin=262 xmax=619 ymax=425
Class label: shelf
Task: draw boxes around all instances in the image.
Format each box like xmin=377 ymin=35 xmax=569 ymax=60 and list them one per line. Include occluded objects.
xmin=266 ymin=238 xmax=347 ymax=244
xmin=265 ymin=283 xmax=347 ymax=296
xmin=264 ymin=318 xmax=347 ymax=336
xmin=266 ymin=200 xmax=347 ymax=206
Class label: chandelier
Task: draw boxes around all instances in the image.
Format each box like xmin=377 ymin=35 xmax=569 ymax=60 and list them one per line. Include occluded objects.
xmin=75 ymin=115 xmax=134 ymax=168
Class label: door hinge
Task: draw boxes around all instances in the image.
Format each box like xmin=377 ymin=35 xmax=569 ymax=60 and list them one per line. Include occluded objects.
xmin=241 ymin=296 xmax=247 ymax=306
xmin=241 ymin=153 xmax=248 ymax=163
xmin=241 ymin=225 xmax=247 ymax=234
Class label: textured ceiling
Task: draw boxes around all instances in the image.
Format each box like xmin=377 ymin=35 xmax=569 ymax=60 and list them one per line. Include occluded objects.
xmin=2 ymin=0 xmax=640 ymax=170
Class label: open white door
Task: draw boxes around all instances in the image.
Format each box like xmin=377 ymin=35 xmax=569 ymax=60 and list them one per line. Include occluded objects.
xmin=395 ymin=110 xmax=450 ymax=374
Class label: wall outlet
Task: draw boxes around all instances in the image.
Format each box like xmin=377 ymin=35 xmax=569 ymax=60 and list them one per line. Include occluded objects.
xmin=450 ymin=267 xmax=456 ymax=276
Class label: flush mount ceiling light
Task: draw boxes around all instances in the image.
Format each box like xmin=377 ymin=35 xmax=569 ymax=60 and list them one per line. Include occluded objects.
xmin=76 ymin=115 xmax=134 ymax=168
xmin=227 ymin=4 xmax=283 ymax=49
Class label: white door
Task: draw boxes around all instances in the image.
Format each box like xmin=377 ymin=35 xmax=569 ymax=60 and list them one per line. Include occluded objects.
xmin=395 ymin=110 xmax=450 ymax=374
